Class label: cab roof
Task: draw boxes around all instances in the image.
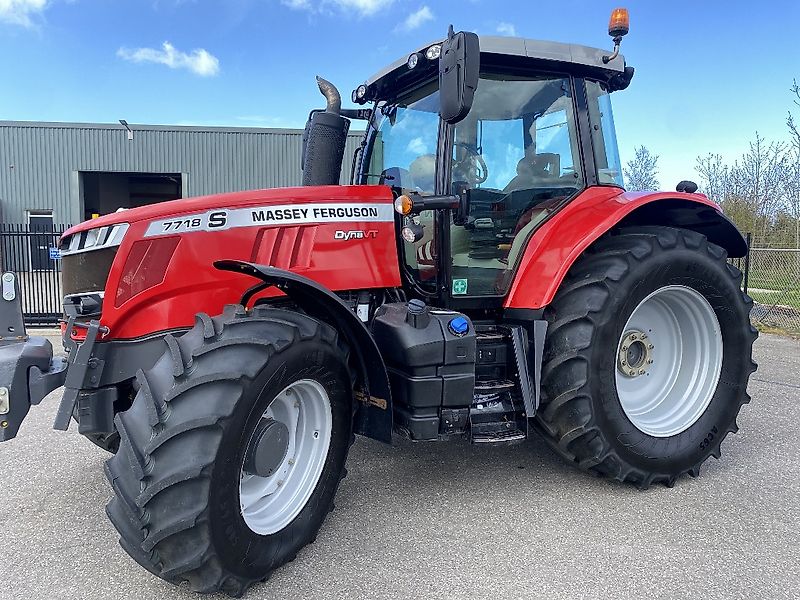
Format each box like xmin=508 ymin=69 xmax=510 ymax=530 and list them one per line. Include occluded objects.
xmin=357 ymin=35 xmax=629 ymax=105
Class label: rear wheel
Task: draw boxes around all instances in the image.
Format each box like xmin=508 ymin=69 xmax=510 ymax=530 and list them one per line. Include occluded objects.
xmin=104 ymin=305 xmax=352 ymax=596
xmin=536 ymin=226 xmax=758 ymax=488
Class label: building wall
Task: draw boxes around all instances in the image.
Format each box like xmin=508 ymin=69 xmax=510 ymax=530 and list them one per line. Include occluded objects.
xmin=0 ymin=121 xmax=364 ymax=225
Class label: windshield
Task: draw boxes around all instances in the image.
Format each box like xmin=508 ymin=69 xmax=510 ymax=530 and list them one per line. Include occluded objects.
xmin=366 ymin=84 xmax=440 ymax=195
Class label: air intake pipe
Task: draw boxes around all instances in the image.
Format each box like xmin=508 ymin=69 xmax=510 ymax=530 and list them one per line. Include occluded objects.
xmin=301 ymin=76 xmax=350 ymax=186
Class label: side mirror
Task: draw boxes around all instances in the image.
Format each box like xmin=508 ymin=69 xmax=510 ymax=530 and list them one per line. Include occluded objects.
xmin=439 ymin=27 xmax=479 ymax=124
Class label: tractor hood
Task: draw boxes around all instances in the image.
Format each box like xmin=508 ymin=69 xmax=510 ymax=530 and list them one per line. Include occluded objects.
xmin=62 ymin=185 xmax=394 ymax=240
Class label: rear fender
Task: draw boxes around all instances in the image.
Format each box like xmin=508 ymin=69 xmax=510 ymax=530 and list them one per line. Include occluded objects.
xmin=214 ymin=260 xmax=393 ymax=444
xmin=505 ymin=188 xmax=747 ymax=310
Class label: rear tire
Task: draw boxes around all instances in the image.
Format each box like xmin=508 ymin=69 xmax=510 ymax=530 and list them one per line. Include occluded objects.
xmin=535 ymin=226 xmax=758 ymax=488
xmin=104 ymin=305 xmax=352 ymax=596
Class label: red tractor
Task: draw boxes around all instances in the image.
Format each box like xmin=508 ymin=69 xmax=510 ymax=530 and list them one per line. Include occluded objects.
xmin=0 ymin=11 xmax=756 ymax=596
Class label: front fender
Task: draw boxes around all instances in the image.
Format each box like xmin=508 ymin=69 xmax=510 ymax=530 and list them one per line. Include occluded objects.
xmin=505 ymin=187 xmax=747 ymax=310
xmin=214 ymin=260 xmax=393 ymax=444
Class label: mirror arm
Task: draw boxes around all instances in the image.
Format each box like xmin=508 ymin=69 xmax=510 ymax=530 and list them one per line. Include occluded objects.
xmin=340 ymin=108 xmax=373 ymax=121
xmin=409 ymin=193 xmax=460 ymax=213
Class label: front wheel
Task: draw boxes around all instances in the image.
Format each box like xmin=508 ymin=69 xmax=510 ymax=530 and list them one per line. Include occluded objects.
xmin=536 ymin=226 xmax=758 ymax=488
xmin=104 ymin=305 xmax=352 ymax=596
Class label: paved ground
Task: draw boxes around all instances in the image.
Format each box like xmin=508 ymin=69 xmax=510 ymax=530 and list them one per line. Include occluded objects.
xmin=1 ymin=333 xmax=798 ymax=600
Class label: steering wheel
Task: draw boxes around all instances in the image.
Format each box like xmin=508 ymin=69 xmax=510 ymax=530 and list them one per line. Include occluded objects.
xmin=453 ymin=143 xmax=488 ymax=185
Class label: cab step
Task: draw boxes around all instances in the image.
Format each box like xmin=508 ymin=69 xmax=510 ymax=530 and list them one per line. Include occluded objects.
xmin=472 ymin=428 xmax=527 ymax=444
xmin=468 ymin=326 xmax=532 ymax=445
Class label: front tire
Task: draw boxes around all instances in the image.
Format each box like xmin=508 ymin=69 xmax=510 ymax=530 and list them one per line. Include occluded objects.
xmin=104 ymin=305 xmax=352 ymax=596
xmin=536 ymin=227 xmax=758 ymax=488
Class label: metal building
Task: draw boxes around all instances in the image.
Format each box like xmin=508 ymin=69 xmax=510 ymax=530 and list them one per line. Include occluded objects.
xmin=0 ymin=121 xmax=363 ymax=227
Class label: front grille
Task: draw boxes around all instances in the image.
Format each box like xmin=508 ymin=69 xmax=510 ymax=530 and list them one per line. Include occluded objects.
xmin=62 ymin=247 xmax=117 ymax=297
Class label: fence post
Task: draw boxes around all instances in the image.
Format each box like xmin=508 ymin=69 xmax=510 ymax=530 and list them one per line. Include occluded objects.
xmin=743 ymin=232 xmax=751 ymax=295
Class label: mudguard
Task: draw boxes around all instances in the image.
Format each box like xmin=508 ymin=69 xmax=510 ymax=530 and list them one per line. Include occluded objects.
xmin=505 ymin=188 xmax=748 ymax=310
xmin=214 ymin=260 xmax=393 ymax=444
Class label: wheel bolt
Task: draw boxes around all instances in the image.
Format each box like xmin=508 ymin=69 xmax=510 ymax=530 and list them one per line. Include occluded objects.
xmin=622 ymin=345 xmax=628 ymax=351
xmin=647 ymin=359 xmax=654 ymax=364
xmin=287 ymin=458 xmax=295 ymax=465
xmin=648 ymin=344 xmax=654 ymax=349
xmin=639 ymin=370 xmax=645 ymax=375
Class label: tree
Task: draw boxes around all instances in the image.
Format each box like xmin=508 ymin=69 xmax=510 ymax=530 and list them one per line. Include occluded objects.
xmin=695 ymin=134 xmax=790 ymax=247
xmin=787 ymin=79 xmax=800 ymax=153
xmin=692 ymin=80 xmax=800 ymax=249
xmin=623 ymin=146 xmax=660 ymax=191
xmin=786 ymin=79 xmax=800 ymax=248
xmin=696 ymin=153 xmax=730 ymax=204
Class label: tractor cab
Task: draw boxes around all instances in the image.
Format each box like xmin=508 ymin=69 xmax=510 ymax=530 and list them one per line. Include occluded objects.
xmin=352 ymin=28 xmax=634 ymax=306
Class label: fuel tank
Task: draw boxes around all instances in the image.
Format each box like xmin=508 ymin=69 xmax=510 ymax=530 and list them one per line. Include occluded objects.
xmin=61 ymin=185 xmax=401 ymax=339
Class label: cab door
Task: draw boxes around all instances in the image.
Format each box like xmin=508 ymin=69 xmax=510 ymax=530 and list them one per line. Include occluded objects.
xmin=445 ymin=73 xmax=586 ymax=302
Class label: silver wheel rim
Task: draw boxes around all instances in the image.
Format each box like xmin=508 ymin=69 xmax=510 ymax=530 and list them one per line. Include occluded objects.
xmin=239 ymin=379 xmax=332 ymax=535
xmin=615 ymin=285 xmax=723 ymax=437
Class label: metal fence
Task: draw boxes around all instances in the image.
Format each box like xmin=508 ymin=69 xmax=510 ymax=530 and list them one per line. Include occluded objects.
xmin=746 ymin=247 xmax=800 ymax=333
xmin=0 ymin=223 xmax=69 ymax=326
xmin=0 ymin=220 xmax=797 ymax=333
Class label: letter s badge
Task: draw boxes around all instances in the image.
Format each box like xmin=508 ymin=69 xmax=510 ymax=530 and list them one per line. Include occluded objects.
xmin=208 ymin=211 xmax=228 ymax=229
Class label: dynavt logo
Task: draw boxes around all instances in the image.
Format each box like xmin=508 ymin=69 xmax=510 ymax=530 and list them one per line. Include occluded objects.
xmin=334 ymin=230 xmax=378 ymax=241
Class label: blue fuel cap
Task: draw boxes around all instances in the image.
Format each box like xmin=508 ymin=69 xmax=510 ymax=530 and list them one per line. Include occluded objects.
xmin=448 ymin=316 xmax=469 ymax=337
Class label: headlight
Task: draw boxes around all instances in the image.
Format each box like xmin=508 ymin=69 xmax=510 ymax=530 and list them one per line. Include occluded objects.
xmin=61 ymin=223 xmax=129 ymax=256
xmin=425 ymin=44 xmax=442 ymax=60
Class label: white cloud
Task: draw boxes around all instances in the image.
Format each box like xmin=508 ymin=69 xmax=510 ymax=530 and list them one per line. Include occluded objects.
xmin=496 ymin=21 xmax=516 ymax=36
xmin=282 ymin=0 xmax=394 ymax=17
xmin=406 ymin=136 xmax=429 ymax=155
xmin=117 ymin=41 xmax=220 ymax=77
xmin=281 ymin=0 xmax=311 ymax=8
xmin=397 ymin=5 xmax=432 ymax=32
xmin=0 ymin=0 xmax=48 ymax=27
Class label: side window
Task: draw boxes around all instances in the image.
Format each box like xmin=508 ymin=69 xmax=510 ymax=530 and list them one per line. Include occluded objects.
xmin=585 ymin=80 xmax=624 ymax=187
xmin=472 ymin=119 xmax=525 ymax=190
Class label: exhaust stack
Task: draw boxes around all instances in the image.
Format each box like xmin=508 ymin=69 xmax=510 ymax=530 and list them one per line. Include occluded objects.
xmin=301 ymin=77 xmax=350 ymax=186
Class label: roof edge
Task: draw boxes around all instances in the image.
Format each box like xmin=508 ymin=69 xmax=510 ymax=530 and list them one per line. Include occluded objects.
xmin=0 ymin=120 xmax=364 ymax=136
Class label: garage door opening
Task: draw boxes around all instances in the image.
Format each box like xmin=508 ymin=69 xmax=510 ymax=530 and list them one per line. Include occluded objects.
xmin=81 ymin=172 xmax=183 ymax=220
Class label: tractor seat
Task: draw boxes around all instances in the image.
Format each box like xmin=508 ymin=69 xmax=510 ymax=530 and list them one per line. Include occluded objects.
xmin=503 ymin=153 xmax=561 ymax=193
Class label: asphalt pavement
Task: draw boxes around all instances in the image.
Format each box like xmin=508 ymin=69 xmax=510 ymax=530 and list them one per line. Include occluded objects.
xmin=1 ymin=332 xmax=798 ymax=600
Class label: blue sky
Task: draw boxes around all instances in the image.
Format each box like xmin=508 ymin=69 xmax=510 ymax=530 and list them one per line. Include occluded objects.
xmin=1 ymin=0 xmax=798 ymax=188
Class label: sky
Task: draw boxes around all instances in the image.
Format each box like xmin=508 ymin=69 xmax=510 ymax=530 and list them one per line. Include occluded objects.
xmin=1 ymin=0 xmax=799 ymax=188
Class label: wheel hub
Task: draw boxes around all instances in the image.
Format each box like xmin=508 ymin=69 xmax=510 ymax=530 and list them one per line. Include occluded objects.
xmin=617 ymin=330 xmax=654 ymax=377
xmin=243 ymin=418 xmax=290 ymax=478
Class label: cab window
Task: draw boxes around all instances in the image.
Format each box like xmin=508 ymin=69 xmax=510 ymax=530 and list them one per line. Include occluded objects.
xmin=585 ymin=80 xmax=624 ymax=187
xmin=449 ymin=74 xmax=583 ymax=297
